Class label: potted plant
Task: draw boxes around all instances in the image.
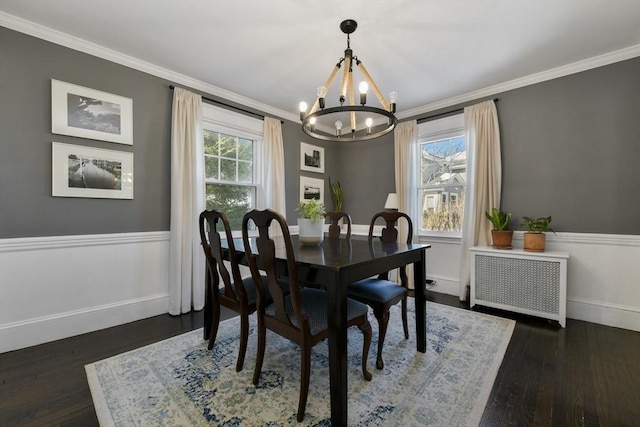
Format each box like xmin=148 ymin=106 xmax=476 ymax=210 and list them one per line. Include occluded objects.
xmin=521 ymin=216 xmax=555 ymax=252
xmin=328 ymin=177 xmax=343 ymax=212
xmin=485 ymin=208 xmax=513 ymax=249
xmin=296 ymin=199 xmax=326 ymax=245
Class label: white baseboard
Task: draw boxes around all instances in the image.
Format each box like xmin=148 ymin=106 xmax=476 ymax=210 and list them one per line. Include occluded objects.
xmin=425 ymin=275 xmax=460 ymax=297
xmin=567 ymin=297 xmax=640 ymax=332
xmin=0 ymin=294 xmax=169 ymax=353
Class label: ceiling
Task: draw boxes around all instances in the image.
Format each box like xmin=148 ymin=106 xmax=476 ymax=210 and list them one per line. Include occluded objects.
xmin=1 ymin=1 xmax=639 ymax=122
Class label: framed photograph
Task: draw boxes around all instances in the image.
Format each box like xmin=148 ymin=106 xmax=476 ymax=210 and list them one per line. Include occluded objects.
xmin=300 ymin=142 xmax=325 ymax=173
xmin=51 ymin=79 xmax=133 ymax=145
xmin=52 ymin=142 xmax=133 ymax=199
xmin=299 ymin=176 xmax=324 ymax=204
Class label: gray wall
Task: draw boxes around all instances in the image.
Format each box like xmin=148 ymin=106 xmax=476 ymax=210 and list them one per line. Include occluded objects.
xmin=1 ymin=27 xmax=638 ymax=238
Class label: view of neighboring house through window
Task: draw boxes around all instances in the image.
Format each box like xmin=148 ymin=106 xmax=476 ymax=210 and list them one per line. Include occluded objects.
xmin=202 ymin=104 xmax=261 ymax=230
xmin=417 ymin=113 xmax=466 ymax=236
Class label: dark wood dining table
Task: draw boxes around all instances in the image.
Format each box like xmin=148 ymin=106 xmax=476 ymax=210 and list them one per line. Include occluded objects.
xmin=205 ymin=234 xmax=431 ymax=426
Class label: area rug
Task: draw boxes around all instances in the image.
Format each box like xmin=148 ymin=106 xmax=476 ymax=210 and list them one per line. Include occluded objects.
xmin=86 ymin=302 xmax=515 ymax=426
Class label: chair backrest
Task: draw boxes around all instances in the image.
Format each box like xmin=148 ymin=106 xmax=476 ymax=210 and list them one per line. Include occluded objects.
xmin=368 ymin=211 xmax=413 ymax=282
xmin=199 ymin=209 xmax=246 ymax=302
xmin=242 ymin=209 xmax=308 ymax=332
xmin=368 ymin=211 xmax=413 ymax=244
xmin=325 ymin=211 xmax=352 ymax=239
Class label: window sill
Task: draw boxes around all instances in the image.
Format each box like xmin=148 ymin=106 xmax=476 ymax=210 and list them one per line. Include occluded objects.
xmin=418 ymin=233 xmax=462 ymax=245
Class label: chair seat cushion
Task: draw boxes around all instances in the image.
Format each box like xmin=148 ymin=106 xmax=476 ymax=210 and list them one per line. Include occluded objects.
xmin=221 ymin=276 xmax=289 ymax=306
xmin=347 ymin=278 xmax=407 ymax=305
xmin=265 ymin=288 xmax=368 ymax=336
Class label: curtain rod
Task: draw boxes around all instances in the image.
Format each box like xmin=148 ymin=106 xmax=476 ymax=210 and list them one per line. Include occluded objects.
xmin=169 ymin=85 xmax=283 ymax=123
xmin=417 ymin=98 xmax=499 ymax=124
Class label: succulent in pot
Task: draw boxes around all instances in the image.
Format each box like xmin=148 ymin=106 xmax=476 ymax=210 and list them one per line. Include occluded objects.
xmin=485 ymin=208 xmax=513 ymax=249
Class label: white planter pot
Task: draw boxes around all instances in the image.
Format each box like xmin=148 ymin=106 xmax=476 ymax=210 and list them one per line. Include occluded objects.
xmin=298 ymin=218 xmax=325 ymax=245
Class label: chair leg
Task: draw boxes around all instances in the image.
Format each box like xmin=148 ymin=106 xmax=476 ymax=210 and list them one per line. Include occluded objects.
xmin=374 ymin=308 xmax=391 ymax=370
xmin=358 ymin=319 xmax=373 ymax=381
xmin=236 ymin=313 xmax=249 ymax=372
xmin=252 ymin=320 xmax=266 ymax=385
xmin=207 ymin=301 xmax=221 ymax=351
xmin=297 ymin=342 xmax=311 ymax=422
xmin=402 ymin=296 xmax=409 ymax=339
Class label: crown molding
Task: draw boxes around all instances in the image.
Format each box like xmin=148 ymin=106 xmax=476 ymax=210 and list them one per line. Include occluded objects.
xmin=397 ymin=44 xmax=640 ymax=120
xmin=0 ymin=12 xmax=299 ymax=123
xmin=2 ymin=11 xmax=638 ymax=125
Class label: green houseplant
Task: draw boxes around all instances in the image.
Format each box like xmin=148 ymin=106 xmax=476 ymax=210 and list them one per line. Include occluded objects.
xmin=485 ymin=208 xmax=513 ymax=249
xmin=521 ymin=216 xmax=555 ymax=252
xmin=296 ymin=199 xmax=326 ymax=245
xmin=328 ymin=177 xmax=343 ymax=212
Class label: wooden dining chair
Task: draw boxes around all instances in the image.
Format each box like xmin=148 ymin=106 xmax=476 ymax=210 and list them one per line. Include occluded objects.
xmin=347 ymin=211 xmax=413 ymax=370
xmin=199 ymin=209 xmax=288 ymax=372
xmin=325 ymin=211 xmax=352 ymax=239
xmin=242 ymin=209 xmax=372 ymax=422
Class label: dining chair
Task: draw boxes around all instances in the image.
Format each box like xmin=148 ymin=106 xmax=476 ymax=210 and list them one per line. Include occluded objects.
xmin=347 ymin=211 xmax=413 ymax=370
xmin=325 ymin=211 xmax=352 ymax=239
xmin=242 ymin=209 xmax=372 ymax=422
xmin=199 ymin=209 xmax=288 ymax=372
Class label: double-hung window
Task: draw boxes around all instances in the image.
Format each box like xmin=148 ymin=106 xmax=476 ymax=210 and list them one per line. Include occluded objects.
xmin=417 ymin=113 xmax=466 ymax=237
xmin=202 ymin=104 xmax=262 ymax=230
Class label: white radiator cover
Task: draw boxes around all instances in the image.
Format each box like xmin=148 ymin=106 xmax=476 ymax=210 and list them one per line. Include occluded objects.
xmin=470 ymin=246 xmax=569 ymax=327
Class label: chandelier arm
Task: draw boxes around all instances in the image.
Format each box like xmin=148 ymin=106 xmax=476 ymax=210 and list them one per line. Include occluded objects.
xmin=356 ymin=61 xmax=390 ymax=111
xmin=309 ymin=63 xmax=342 ymax=115
xmin=348 ymin=68 xmax=356 ymax=132
xmin=340 ymin=53 xmax=351 ymax=103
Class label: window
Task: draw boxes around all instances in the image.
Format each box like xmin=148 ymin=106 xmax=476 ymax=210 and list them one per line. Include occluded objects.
xmin=202 ymin=104 xmax=262 ymax=230
xmin=417 ymin=114 xmax=466 ymax=236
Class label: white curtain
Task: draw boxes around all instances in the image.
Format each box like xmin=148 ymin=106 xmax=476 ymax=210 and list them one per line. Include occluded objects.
xmin=261 ymin=117 xmax=286 ymax=216
xmin=459 ymin=100 xmax=501 ymax=300
xmin=394 ymin=120 xmax=419 ymax=288
xmin=169 ymin=88 xmax=205 ymax=315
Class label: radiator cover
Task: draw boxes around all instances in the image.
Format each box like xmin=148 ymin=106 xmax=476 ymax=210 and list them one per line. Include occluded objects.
xmin=470 ymin=246 xmax=569 ymax=327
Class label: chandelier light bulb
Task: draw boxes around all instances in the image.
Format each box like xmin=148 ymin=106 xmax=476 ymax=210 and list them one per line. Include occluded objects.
xmin=389 ymin=91 xmax=398 ymax=113
xmin=299 ymin=101 xmax=308 ymax=121
xmin=317 ymin=86 xmax=327 ymax=109
xmin=366 ymin=117 xmax=373 ymax=135
xmin=310 ymin=117 xmax=316 ymax=131
xmin=359 ymin=81 xmax=369 ymax=94
xmin=335 ymin=120 xmax=343 ymax=137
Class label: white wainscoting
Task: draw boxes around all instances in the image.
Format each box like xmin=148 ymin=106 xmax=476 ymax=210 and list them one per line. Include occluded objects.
xmin=421 ymin=231 xmax=640 ymax=332
xmin=1 ymin=229 xmax=637 ymax=353
xmin=0 ymin=232 xmax=171 ymax=353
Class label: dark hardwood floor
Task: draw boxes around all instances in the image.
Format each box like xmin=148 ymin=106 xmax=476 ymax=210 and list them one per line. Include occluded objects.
xmin=1 ymin=291 xmax=639 ymax=426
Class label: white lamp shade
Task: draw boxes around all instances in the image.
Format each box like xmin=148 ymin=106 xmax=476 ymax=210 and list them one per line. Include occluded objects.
xmin=384 ymin=193 xmax=398 ymax=209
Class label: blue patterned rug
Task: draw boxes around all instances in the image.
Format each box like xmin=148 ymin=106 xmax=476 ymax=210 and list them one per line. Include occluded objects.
xmin=86 ymin=302 xmax=514 ymax=426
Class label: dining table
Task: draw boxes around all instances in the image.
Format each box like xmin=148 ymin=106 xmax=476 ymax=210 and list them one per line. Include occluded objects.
xmin=206 ymin=234 xmax=431 ymax=426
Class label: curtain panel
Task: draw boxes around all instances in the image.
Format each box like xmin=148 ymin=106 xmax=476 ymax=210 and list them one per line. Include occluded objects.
xmin=169 ymin=88 xmax=205 ymax=315
xmin=458 ymin=100 xmax=501 ymax=300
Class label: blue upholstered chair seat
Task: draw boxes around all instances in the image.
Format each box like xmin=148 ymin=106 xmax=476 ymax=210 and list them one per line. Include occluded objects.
xmin=265 ymin=288 xmax=369 ymax=336
xmin=348 ymin=278 xmax=407 ymax=304
xmin=222 ymin=276 xmax=289 ymax=306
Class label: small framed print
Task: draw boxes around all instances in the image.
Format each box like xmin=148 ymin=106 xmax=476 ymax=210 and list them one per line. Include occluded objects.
xmin=52 ymin=142 xmax=133 ymax=199
xmin=300 ymin=142 xmax=325 ymax=173
xmin=299 ymin=176 xmax=324 ymax=204
xmin=51 ymin=79 xmax=133 ymax=145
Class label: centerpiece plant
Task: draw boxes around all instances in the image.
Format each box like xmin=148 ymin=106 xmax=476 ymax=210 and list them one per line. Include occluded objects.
xmin=296 ymin=199 xmax=326 ymax=245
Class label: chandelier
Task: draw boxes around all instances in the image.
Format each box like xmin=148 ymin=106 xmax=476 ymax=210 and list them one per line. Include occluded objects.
xmin=299 ymin=19 xmax=398 ymax=142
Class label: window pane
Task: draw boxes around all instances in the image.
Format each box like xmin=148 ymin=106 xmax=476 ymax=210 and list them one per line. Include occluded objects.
xmin=206 ymin=183 xmax=255 ymax=230
xmin=219 ymin=134 xmax=238 ymax=159
xmin=420 ymin=187 xmax=465 ymax=232
xmin=205 ymin=155 xmax=218 ymax=179
xmin=237 ymin=160 xmax=252 ymax=183
xmin=421 ymin=137 xmax=466 ymax=186
xmin=237 ymin=138 xmax=253 ymax=161
xmin=220 ymin=158 xmax=236 ymax=181
xmin=204 ymin=130 xmax=219 ymax=155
